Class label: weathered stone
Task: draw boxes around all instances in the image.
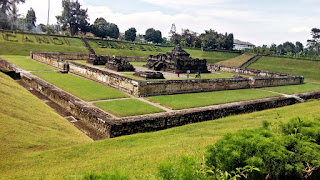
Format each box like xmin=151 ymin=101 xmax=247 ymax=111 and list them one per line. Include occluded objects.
xmin=105 ymin=56 xmax=135 ymax=72
xmin=145 ymin=45 xmax=210 ymax=73
xmin=133 ymin=71 xmax=165 ymax=80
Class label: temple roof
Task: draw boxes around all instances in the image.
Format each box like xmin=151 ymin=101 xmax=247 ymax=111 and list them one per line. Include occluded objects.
xmin=167 ymin=45 xmax=190 ymax=56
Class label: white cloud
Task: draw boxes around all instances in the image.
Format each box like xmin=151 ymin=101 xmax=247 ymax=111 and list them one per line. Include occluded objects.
xmin=289 ymin=26 xmax=310 ymax=33
xmin=141 ymin=0 xmax=226 ymax=7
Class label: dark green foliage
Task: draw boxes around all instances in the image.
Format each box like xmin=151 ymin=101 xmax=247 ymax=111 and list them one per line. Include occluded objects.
xmin=124 ymin=27 xmax=136 ymax=42
xmin=307 ymin=28 xmax=320 ymax=54
xmin=25 ymin=8 xmax=36 ymax=31
xmin=91 ymin=17 xmax=119 ymax=39
xmin=206 ymin=118 xmax=320 ymax=180
xmin=56 ymin=0 xmax=89 ymax=36
xmin=82 ymin=171 xmax=130 ymax=180
xmin=145 ymin=28 xmax=163 ymax=43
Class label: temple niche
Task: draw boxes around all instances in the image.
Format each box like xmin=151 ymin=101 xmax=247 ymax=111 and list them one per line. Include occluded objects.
xmin=144 ymin=45 xmax=209 ymax=73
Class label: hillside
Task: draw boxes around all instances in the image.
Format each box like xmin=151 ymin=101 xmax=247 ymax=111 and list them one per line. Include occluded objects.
xmin=216 ymin=54 xmax=254 ymax=67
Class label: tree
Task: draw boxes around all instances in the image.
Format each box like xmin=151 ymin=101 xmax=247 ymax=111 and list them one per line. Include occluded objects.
xmin=26 ymin=8 xmax=36 ymax=31
xmin=0 ymin=0 xmax=25 ymax=29
xmin=307 ymin=28 xmax=320 ymax=54
xmin=125 ymin=27 xmax=137 ymax=42
xmin=56 ymin=0 xmax=89 ymax=36
xmin=295 ymin=41 xmax=304 ymax=53
xmin=145 ymin=28 xmax=162 ymax=43
xmin=91 ymin=17 xmax=108 ymax=38
xmin=91 ymin=17 xmax=119 ymax=39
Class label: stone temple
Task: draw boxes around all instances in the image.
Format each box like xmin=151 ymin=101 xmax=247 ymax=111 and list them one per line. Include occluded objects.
xmin=144 ymin=45 xmax=210 ymax=73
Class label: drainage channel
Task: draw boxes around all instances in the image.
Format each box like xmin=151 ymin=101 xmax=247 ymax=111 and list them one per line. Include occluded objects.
xmin=16 ymin=79 xmax=105 ymax=141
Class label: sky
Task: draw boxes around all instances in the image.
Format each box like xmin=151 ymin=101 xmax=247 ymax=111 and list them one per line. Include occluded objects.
xmin=17 ymin=0 xmax=320 ymax=46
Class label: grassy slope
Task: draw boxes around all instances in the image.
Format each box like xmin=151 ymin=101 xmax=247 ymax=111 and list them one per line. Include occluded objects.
xmin=0 ymin=72 xmax=91 ymax=179
xmin=0 ymin=32 xmax=89 ymax=55
xmin=32 ymin=72 xmax=128 ymax=101
xmin=0 ymin=55 xmax=55 ymax=71
xmin=94 ymin=99 xmax=165 ymax=117
xmin=185 ymin=49 xmax=241 ymax=64
xmin=2 ymin=96 xmax=320 ymax=179
xmin=147 ymin=89 xmax=279 ymax=110
xmin=216 ymin=54 xmax=254 ymax=67
xmin=262 ymin=83 xmax=320 ymax=94
xmin=248 ymin=56 xmax=320 ymax=83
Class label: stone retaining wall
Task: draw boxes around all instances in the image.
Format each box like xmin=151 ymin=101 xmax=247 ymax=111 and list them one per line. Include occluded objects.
xmin=31 ymin=52 xmax=304 ymax=97
xmin=31 ymin=51 xmax=90 ymax=60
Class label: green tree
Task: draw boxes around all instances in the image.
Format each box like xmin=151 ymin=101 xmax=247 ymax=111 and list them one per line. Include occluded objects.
xmin=125 ymin=27 xmax=137 ymax=41
xmin=56 ymin=0 xmax=89 ymax=36
xmin=145 ymin=28 xmax=163 ymax=43
xmin=307 ymin=28 xmax=320 ymax=54
xmin=25 ymin=8 xmax=36 ymax=31
xmin=91 ymin=17 xmax=108 ymax=38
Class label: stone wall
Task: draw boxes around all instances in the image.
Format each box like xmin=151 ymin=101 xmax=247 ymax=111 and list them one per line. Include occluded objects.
xmin=31 ymin=52 xmax=304 ymax=97
xmin=31 ymin=51 xmax=89 ymax=60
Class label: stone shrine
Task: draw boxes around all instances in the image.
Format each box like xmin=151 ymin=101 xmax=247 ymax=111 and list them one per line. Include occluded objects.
xmin=145 ymin=45 xmax=209 ymax=73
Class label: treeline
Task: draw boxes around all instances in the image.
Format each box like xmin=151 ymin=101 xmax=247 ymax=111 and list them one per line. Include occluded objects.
xmin=169 ymin=25 xmax=234 ymax=50
xmin=246 ymin=28 xmax=320 ymax=60
xmin=0 ymin=0 xmax=234 ymax=50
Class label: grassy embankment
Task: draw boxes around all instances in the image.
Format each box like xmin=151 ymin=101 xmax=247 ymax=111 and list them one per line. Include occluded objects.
xmin=248 ymin=56 xmax=320 ymax=94
xmin=1 ymin=70 xmax=320 ymax=179
xmin=87 ymin=39 xmax=241 ymax=64
xmin=147 ymin=89 xmax=279 ymax=110
xmin=0 ymin=31 xmax=89 ymax=55
xmin=216 ymin=54 xmax=254 ymax=67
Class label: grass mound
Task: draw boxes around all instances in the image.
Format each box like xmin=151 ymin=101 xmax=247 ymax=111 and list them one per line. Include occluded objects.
xmin=248 ymin=56 xmax=320 ymax=83
xmin=94 ymin=99 xmax=165 ymax=117
xmin=147 ymin=89 xmax=279 ymax=110
xmin=0 ymin=31 xmax=89 ymax=55
xmin=32 ymin=71 xmax=128 ymax=101
xmin=216 ymin=54 xmax=254 ymax=67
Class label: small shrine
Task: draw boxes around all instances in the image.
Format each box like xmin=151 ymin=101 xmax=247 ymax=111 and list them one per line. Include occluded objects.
xmin=144 ymin=45 xmax=209 ymax=73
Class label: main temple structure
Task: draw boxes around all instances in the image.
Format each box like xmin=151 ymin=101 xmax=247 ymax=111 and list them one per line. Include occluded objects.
xmin=144 ymin=45 xmax=209 ymax=73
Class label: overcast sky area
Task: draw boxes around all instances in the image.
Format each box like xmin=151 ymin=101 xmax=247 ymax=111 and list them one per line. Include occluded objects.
xmin=18 ymin=0 xmax=320 ymax=46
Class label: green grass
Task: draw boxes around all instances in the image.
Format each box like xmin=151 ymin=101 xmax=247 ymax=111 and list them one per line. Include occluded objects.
xmin=261 ymin=83 xmax=320 ymax=94
xmin=248 ymin=56 xmax=320 ymax=83
xmin=147 ymin=89 xmax=279 ymax=110
xmin=130 ymin=62 xmax=147 ymax=67
xmin=2 ymin=73 xmax=320 ymax=179
xmin=32 ymin=71 xmax=128 ymax=101
xmin=216 ymin=54 xmax=254 ymax=67
xmin=185 ymin=49 xmax=241 ymax=64
xmin=0 ymin=55 xmax=55 ymax=71
xmin=190 ymin=71 xmax=253 ymax=79
xmin=94 ymin=99 xmax=165 ymax=117
xmin=0 ymin=31 xmax=89 ymax=55
xmin=0 ymin=72 xmax=91 ymax=171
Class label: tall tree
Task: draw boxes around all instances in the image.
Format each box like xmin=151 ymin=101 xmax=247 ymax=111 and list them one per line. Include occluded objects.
xmin=0 ymin=0 xmax=24 ymax=29
xmin=295 ymin=41 xmax=304 ymax=53
xmin=91 ymin=17 xmax=108 ymax=38
xmin=307 ymin=28 xmax=320 ymax=54
xmin=56 ymin=0 xmax=89 ymax=36
xmin=26 ymin=8 xmax=36 ymax=31
xmin=125 ymin=27 xmax=137 ymax=42
xmin=145 ymin=28 xmax=162 ymax=44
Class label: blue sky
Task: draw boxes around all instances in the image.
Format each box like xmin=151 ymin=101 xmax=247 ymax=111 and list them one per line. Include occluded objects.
xmin=18 ymin=0 xmax=320 ymax=46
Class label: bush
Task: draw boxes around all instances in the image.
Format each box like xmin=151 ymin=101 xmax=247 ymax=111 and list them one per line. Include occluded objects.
xmin=82 ymin=171 xmax=130 ymax=180
xmin=206 ymin=118 xmax=320 ymax=180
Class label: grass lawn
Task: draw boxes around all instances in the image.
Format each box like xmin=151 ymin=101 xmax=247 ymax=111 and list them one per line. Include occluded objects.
xmin=94 ymin=99 xmax=165 ymax=117
xmin=0 ymin=32 xmax=89 ymax=55
xmin=261 ymin=83 xmax=320 ymax=94
xmin=185 ymin=49 xmax=241 ymax=64
xmin=0 ymin=55 xmax=55 ymax=71
xmin=190 ymin=71 xmax=253 ymax=79
xmin=248 ymin=56 xmax=320 ymax=83
xmin=130 ymin=62 xmax=147 ymax=67
xmin=32 ymin=71 xmax=128 ymax=101
xmin=216 ymin=54 xmax=254 ymax=67
xmin=147 ymin=89 xmax=279 ymax=110
xmin=2 ymin=72 xmax=320 ymax=179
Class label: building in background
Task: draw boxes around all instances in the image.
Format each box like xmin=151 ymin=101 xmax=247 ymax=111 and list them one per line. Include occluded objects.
xmin=233 ymin=39 xmax=255 ymax=50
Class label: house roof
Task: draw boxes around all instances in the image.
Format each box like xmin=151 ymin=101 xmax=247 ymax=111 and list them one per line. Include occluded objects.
xmin=234 ymin=39 xmax=255 ymax=46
